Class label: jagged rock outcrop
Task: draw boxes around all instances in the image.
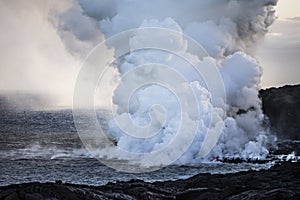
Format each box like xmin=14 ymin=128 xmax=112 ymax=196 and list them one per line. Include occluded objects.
xmin=260 ymin=85 xmax=300 ymax=140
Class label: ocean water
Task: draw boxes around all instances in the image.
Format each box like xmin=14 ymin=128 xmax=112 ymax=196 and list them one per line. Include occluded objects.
xmin=0 ymin=108 xmax=298 ymax=187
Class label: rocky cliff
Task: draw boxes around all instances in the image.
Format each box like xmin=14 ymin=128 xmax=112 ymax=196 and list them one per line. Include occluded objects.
xmin=260 ymin=85 xmax=300 ymax=140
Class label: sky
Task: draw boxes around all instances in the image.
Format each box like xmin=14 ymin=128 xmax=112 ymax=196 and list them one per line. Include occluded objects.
xmin=0 ymin=0 xmax=299 ymax=99
xmin=257 ymin=0 xmax=300 ymax=88
xmin=0 ymin=1 xmax=79 ymax=94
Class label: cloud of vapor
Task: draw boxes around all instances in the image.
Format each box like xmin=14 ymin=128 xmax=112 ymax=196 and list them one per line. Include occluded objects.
xmin=59 ymin=0 xmax=278 ymax=165
xmin=78 ymin=0 xmax=277 ymax=56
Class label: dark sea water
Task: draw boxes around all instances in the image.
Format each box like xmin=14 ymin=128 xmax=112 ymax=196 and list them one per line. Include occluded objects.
xmin=0 ymin=106 xmax=299 ymax=187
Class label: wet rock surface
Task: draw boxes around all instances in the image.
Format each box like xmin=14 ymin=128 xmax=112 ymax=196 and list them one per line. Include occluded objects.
xmin=260 ymin=85 xmax=300 ymax=140
xmin=1 ymin=162 xmax=299 ymax=200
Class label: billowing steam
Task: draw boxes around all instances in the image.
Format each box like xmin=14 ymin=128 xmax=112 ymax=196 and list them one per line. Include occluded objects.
xmin=60 ymin=0 xmax=278 ymax=165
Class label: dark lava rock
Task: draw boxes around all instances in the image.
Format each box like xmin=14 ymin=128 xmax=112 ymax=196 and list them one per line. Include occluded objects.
xmin=1 ymin=162 xmax=300 ymax=200
xmin=260 ymin=84 xmax=300 ymax=140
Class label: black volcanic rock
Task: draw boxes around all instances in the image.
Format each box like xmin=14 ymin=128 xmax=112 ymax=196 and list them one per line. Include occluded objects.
xmin=260 ymin=85 xmax=300 ymax=140
xmin=1 ymin=162 xmax=300 ymax=200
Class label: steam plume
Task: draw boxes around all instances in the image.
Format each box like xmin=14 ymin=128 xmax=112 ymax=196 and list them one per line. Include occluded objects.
xmin=59 ymin=0 xmax=278 ymax=165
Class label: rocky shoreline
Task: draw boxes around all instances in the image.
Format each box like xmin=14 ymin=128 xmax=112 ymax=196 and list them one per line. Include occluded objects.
xmin=0 ymin=162 xmax=299 ymax=200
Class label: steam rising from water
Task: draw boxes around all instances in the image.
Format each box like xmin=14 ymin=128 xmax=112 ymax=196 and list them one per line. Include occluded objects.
xmin=61 ymin=0 xmax=278 ymax=165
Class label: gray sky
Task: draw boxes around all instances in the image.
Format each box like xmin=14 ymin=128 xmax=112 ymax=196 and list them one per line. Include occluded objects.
xmin=0 ymin=0 xmax=79 ymax=106
xmin=258 ymin=0 xmax=300 ymax=88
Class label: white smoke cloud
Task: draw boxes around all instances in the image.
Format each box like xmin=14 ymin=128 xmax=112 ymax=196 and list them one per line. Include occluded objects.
xmin=60 ymin=0 xmax=278 ymax=165
xmin=54 ymin=1 xmax=105 ymax=57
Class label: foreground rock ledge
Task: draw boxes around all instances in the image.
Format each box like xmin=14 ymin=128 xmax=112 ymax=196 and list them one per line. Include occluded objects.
xmin=1 ymin=162 xmax=299 ymax=200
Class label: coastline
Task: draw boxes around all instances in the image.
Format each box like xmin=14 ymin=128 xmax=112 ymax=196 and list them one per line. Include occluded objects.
xmin=1 ymin=162 xmax=299 ymax=200
xmin=1 ymin=85 xmax=299 ymax=199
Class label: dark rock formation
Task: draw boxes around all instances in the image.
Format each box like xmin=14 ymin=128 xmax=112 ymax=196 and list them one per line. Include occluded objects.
xmin=260 ymin=85 xmax=300 ymax=140
xmin=1 ymin=162 xmax=300 ymax=200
